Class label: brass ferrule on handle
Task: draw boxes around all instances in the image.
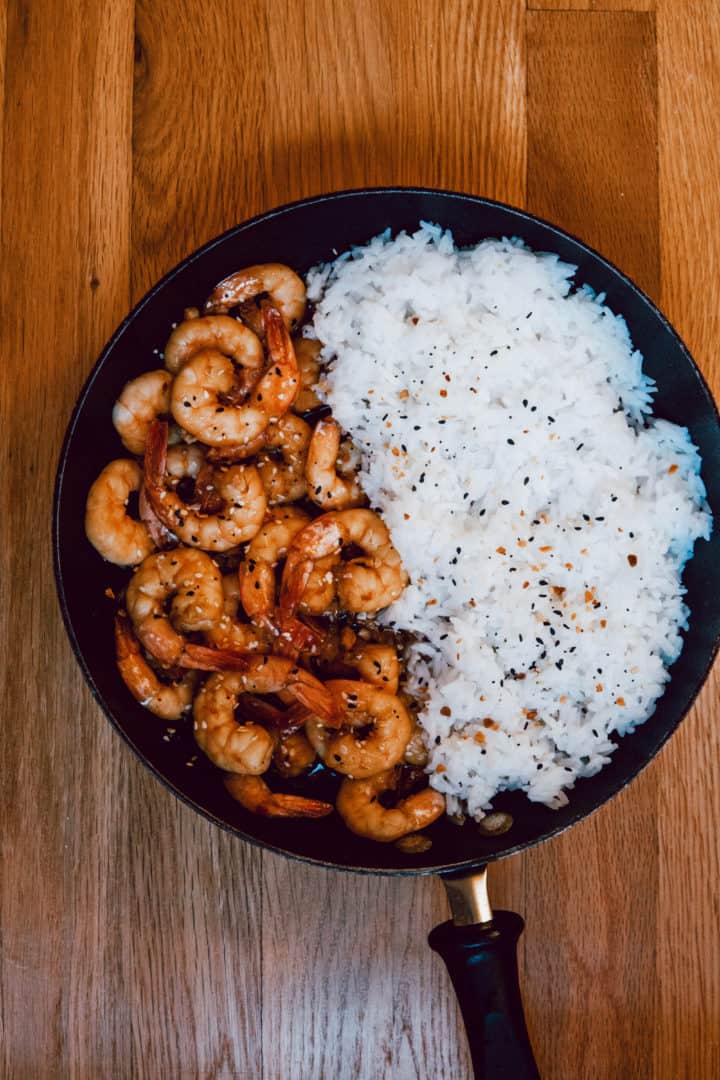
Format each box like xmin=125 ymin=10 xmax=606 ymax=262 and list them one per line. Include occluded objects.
xmin=442 ymin=866 xmax=493 ymax=926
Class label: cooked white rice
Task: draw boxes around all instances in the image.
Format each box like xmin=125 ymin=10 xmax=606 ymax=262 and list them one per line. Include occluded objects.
xmin=306 ymin=224 xmax=711 ymax=820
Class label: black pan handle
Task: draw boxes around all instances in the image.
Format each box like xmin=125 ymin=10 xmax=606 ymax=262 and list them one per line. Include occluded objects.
xmin=428 ymin=871 xmax=540 ymax=1079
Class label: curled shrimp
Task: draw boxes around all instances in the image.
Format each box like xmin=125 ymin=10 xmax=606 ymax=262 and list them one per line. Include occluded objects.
xmin=280 ymin=509 xmax=407 ymax=625
xmin=114 ymin=611 xmax=195 ymax=720
xmin=305 ymin=679 xmax=412 ymax=778
xmin=144 ymin=420 xmax=266 ymax=551
xmin=112 ymin=370 xmax=173 ymax=455
xmin=85 ymin=459 xmax=154 ymax=566
xmin=238 ymin=655 xmax=340 ymax=725
xmin=170 ymin=305 xmax=299 ymax=448
xmin=273 ymin=730 xmax=317 ymax=778
xmin=336 ymin=768 xmax=445 ymax=841
xmin=194 ymin=671 xmax=276 ymax=773
xmin=305 ymin=418 xmax=365 ymax=510
xmin=205 ymin=263 xmax=306 ymax=329
xmin=125 ymin=547 xmax=247 ymax=668
xmin=224 ymin=774 xmax=332 ymax=818
xmin=257 ymin=414 xmax=311 ymax=505
xmin=293 ymin=338 xmax=323 ymax=412
xmin=164 ymin=314 xmax=264 ymax=376
xmin=205 ymin=573 xmax=271 ymax=654
xmin=239 ymin=508 xmax=335 ymax=633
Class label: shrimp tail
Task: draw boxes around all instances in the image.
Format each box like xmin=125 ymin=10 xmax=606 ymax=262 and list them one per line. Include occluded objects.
xmin=138 ymin=483 xmax=175 ymax=548
xmin=224 ymin=774 xmax=333 ymax=818
xmin=178 ymin=643 xmax=252 ymax=671
xmin=143 ymin=419 xmax=175 ymax=530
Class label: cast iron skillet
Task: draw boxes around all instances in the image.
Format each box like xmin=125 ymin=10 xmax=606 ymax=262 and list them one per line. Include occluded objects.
xmin=53 ymin=189 xmax=720 ymax=1078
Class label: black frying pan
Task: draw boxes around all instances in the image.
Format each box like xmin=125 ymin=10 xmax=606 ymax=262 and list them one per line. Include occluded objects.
xmin=53 ymin=189 xmax=720 ymax=1078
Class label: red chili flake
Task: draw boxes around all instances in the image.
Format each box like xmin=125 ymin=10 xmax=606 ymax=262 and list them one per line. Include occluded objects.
xmin=596 ymin=683 xmax=603 ymax=692
xmin=444 ymin=373 xmax=451 ymax=382
xmin=551 ymin=585 xmax=566 ymax=598
xmin=435 ymin=764 xmax=447 ymax=773
xmin=398 ymin=389 xmax=409 ymax=400
xmin=440 ymin=706 xmax=452 ymax=717
xmin=473 ymin=732 xmax=486 ymax=745
xmin=522 ymin=581 xmax=530 ymax=589
xmin=482 ymin=717 xmax=498 ymax=729
xmin=539 ymin=545 xmax=552 ymax=552
xmin=426 ymin=598 xmax=437 ymax=606
xmin=616 ymin=697 xmax=626 ymax=706
xmin=518 ymin=539 xmax=527 ymax=548
xmin=668 ymin=463 xmax=679 ymax=474
xmin=439 ymin=389 xmax=448 ymax=398
xmin=468 ymin=598 xmax=477 ymax=607
xmin=628 ymin=554 xmax=638 ymax=567
xmin=496 ymin=546 xmax=506 ymax=555
xmin=403 ymin=513 xmax=411 ymax=520
xmin=600 ymin=619 xmax=607 ymax=628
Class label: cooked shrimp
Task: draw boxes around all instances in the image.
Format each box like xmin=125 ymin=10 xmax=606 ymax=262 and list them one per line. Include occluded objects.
xmin=164 ymin=314 xmax=264 ymax=375
xmin=293 ymin=338 xmax=323 ymax=412
xmin=273 ymin=730 xmax=317 ymax=778
xmin=114 ymin=611 xmax=195 ymax=720
xmin=170 ymin=306 xmax=299 ymax=447
xmin=112 ymin=370 xmax=173 ymax=455
xmin=224 ymin=774 xmax=332 ymax=818
xmin=144 ymin=420 xmax=266 ymax=551
xmin=343 ymin=643 xmax=400 ymax=694
xmin=205 ymin=263 xmax=306 ymax=329
xmin=403 ymin=721 xmax=429 ymax=767
xmin=306 ymin=418 xmax=365 ymax=510
xmin=125 ymin=547 xmax=246 ymax=669
xmin=305 ymin=679 xmax=412 ymax=778
xmin=238 ymin=655 xmax=340 ymax=724
xmin=205 ymin=574 xmax=271 ymax=654
xmin=85 ymin=459 xmax=154 ymax=566
xmin=257 ymin=414 xmax=310 ymax=505
xmin=239 ymin=508 xmax=335 ymax=629
xmin=280 ymin=509 xmax=407 ymax=623
xmin=194 ymin=671 xmax=276 ymax=773
xmin=336 ymin=769 xmax=445 ymax=841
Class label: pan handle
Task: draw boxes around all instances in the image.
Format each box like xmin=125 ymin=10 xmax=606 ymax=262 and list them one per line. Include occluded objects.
xmin=428 ymin=869 xmax=540 ymax=1080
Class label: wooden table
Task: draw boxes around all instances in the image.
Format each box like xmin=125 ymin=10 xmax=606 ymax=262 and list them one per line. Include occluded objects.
xmin=2 ymin=2 xmax=718 ymax=1077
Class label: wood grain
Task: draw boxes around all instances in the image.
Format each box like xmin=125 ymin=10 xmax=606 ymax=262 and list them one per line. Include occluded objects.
xmin=0 ymin=0 xmax=134 ymax=1075
xmin=2 ymin=1 xmax=719 ymax=1077
xmin=656 ymin=4 xmax=720 ymax=1076
xmin=525 ymin=11 xmax=660 ymax=1078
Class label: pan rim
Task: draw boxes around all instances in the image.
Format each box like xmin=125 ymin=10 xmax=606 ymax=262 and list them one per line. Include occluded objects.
xmin=53 ymin=185 xmax=720 ymax=876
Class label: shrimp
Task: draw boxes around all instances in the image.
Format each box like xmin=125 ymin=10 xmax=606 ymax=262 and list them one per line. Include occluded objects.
xmin=257 ymin=414 xmax=311 ymax=505
xmin=114 ymin=611 xmax=195 ymax=720
xmin=293 ymin=338 xmax=323 ymax=412
xmin=273 ymin=730 xmax=317 ymax=778
xmin=144 ymin=420 xmax=266 ymax=551
xmin=280 ymin=509 xmax=407 ymax=624
xmin=343 ymin=643 xmax=400 ymax=694
xmin=85 ymin=459 xmax=154 ymax=566
xmin=305 ymin=679 xmax=412 ymax=778
xmin=305 ymin=418 xmax=365 ymax=510
xmin=205 ymin=263 xmax=306 ymax=329
xmin=194 ymin=671 xmax=277 ymax=773
xmin=125 ymin=547 xmax=247 ymax=669
xmin=336 ymin=768 xmax=445 ymax=841
xmin=239 ymin=508 xmax=335 ymax=628
xmin=112 ymin=370 xmax=173 ymax=455
xmin=170 ymin=305 xmax=299 ymax=448
xmin=164 ymin=314 xmax=264 ymax=375
xmin=205 ymin=573 xmax=271 ymax=654
xmin=224 ymin=774 xmax=332 ymax=818
xmin=237 ymin=655 xmax=340 ymax=725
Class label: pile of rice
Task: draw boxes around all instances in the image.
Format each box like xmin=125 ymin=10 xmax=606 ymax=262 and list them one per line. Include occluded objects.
xmin=306 ymin=224 xmax=711 ymax=820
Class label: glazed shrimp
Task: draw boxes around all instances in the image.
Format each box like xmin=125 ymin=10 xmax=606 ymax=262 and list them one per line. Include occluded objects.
xmin=125 ymin=547 xmax=246 ymax=669
xmin=112 ymin=370 xmax=173 ymax=455
xmin=257 ymin=414 xmax=311 ymax=505
xmin=144 ymin=420 xmax=266 ymax=551
xmin=85 ymin=459 xmax=154 ymax=566
xmin=194 ymin=671 xmax=277 ymax=773
xmin=336 ymin=769 xmax=445 ymax=841
xmin=170 ymin=305 xmax=299 ymax=448
xmin=205 ymin=573 xmax=271 ymax=654
xmin=305 ymin=679 xmax=412 ymax=778
xmin=224 ymin=774 xmax=332 ymax=818
xmin=114 ymin=612 xmax=195 ymax=720
xmin=344 ymin=643 xmax=400 ymax=694
xmin=239 ymin=508 xmax=335 ymax=626
xmin=280 ymin=509 xmax=407 ymax=621
xmin=164 ymin=314 xmax=264 ymax=376
xmin=238 ymin=655 xmax=340 ymax=724
xmin=293 ymin=338 xmax=323 ymax=412
xmin=305 ymin=418 xmax=365 ymax=510
xmin=273 ymin=730 xmax=317 ymax=778
xmin=205 ymin=263 xmax=306 ymax=329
